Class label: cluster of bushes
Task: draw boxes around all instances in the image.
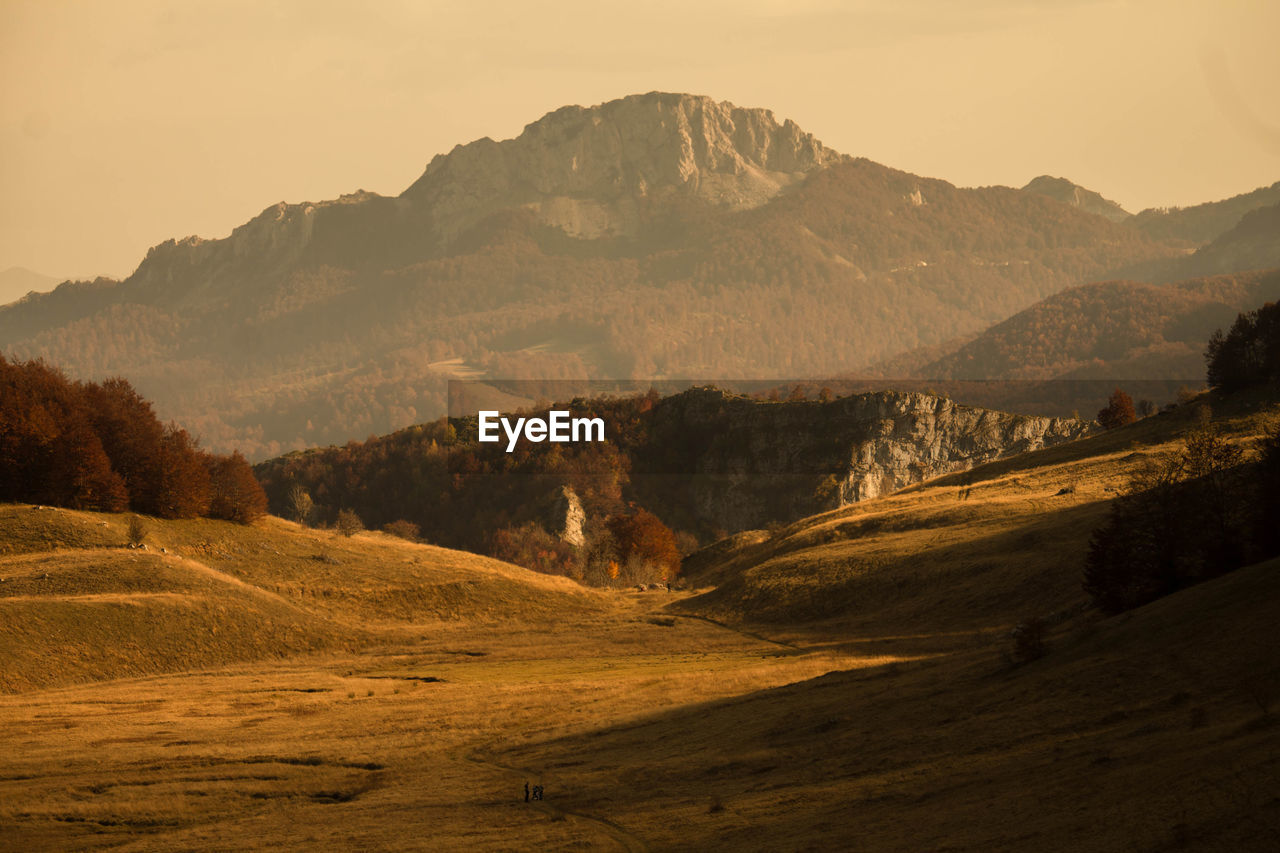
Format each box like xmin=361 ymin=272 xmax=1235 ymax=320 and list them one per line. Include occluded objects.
xmin=1084 ymin=300 xmax=1280 ymax=613
xmin=0 ymin=355 xmax=266 ymax=522
xmin=1082 ymin=413 xmax=1273 ymax=613
xmin=491 ymin=507 xmax=682 ymax=587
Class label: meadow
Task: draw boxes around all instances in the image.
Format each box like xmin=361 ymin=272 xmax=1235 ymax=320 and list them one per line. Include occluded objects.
xmin=2 ymin=390 xmax=1278 ymax=850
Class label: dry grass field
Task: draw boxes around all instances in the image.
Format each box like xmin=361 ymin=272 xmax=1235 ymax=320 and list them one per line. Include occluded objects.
xmin=2 ymin=390 xmax=1278 ymax=850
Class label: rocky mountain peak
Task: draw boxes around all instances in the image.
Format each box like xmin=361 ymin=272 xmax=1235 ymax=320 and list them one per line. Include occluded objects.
xmin=402 ymin=92 xmax=843 ymax=239
xmin=1022 ymin=175 xmax=1131 ymax=223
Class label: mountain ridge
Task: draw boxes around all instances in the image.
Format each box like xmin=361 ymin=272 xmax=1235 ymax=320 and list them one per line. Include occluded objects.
xmin=0 ymin=93 xmax=1180 ymax=456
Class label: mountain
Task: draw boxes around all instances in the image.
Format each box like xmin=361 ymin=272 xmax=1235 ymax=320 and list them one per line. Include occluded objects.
xmin=0 ymin=93 xmax=1175 ymax=458
xmin=1168 ymin=201 xmax=1280 ymax=279
xmin=1129 ymin=180 xmax=1280 ymax=246
xmin=0 ymin=266 xmax=60 ymax=307
xmin=1021 ymin=175 xmax=1130 ymax=223
xmin=917 ymin=268 xmax=1280 ymax=381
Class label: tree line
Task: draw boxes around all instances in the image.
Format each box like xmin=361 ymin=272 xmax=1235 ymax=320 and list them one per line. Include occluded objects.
xmin=1083 ymin=300 xmax=1280 ymax=613
xmin=0 ymin=354 xmax=266 ymax=522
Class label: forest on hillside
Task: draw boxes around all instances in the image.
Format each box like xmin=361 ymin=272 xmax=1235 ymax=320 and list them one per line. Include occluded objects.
xmin=0 ymin=356 xmax=265 ymax=523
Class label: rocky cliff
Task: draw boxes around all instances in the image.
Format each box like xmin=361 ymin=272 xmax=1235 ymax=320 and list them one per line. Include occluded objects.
xmin=636 ymin=388 xmax=1092 ymax=533
xmin=402 ymin=92 xmax=841 ymax=241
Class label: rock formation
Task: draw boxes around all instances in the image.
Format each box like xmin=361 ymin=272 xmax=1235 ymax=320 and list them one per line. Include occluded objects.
xmin=402 ymin=92 xmax=842 ymax=241
xmin=1022 ymin=175 xmax=1130 ymax=223
xmin=637 ymin=388 xmax=1092 ymax=533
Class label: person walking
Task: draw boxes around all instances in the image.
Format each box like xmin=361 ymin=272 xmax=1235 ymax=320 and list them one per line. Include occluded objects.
xmin=524 ymin=781 xmax=530 ymax=803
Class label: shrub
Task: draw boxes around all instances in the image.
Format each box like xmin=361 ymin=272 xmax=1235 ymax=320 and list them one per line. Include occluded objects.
xmin=335 ymin=509 xmax=364 ymax=537
xmin=489 ymin=522 xmax=576 ymax=575
xmin=382 ymin=520 xmax=421 ymax=542
xmin=1083 ymin=418 xmax=1254 ymax=614
xmin=126 ymin=515 xmax=148 ymax=547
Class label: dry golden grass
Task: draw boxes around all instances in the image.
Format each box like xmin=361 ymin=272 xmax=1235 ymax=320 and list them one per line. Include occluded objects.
xmin=1 ymin=388 xmax=1278 ymax=850
xmin=677 ymin=388 xmax=1280 ymax=643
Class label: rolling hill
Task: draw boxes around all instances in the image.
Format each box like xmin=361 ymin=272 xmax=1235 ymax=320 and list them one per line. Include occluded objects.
xmin=0 ymin=505 xmax=604 ymax=692
xmin=916 ymin=268 xmax=1280 ymax=381
xmin=1128 ymin=180 xmax=1280 ymax=246
xmin=3 ymin=382 xmax=1277 ymax=850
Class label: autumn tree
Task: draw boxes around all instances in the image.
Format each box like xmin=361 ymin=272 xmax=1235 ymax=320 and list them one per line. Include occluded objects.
xmin=81 ymin=377 xmax=165 ymax=511
xmin=606 ymin=508 xmax=681 ymax=583
xmin=207 ymin=452 xmax=268 ymax=524
xmin=150 ymin=426 xmax=211 ymax=518
xmin=0 ymin=354 xmax=261 ymax=521
xmin=286 ymin=485 xmax=314 ymax=525
xmin=1097 ymin=388 xmax=1136 ymax=430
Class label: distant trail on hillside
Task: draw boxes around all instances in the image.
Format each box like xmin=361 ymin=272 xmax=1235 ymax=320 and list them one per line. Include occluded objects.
xmin=461 ymin=751 xmax=649 ymax=852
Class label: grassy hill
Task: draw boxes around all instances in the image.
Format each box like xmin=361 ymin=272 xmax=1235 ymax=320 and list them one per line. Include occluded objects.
xmin=0 ymin=506 xmax=604 ymax=692
xmin=507 ymin=553 xmax=1280 ymax=851
xmin=673 ymin=385 xmax=1278 ymax=635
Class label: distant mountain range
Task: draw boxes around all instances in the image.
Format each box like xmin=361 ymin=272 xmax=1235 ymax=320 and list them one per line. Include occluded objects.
xmin=918 ymin=268 xmax=1280 ymax=381
xmin=1129 ymin=181 xmax=1280 ymax=246
xmin=0 ymin=267 xmax=59 ymax=307
xmin=0 ymin=92 xmax=1273 ymax=458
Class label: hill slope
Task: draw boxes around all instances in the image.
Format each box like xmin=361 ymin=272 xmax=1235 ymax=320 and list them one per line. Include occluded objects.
xmin=0 ymin=505 xmax=604 ymax=692
xmin=1129 ymin=180 xmax=1280 ymax=245
xmin=917 ymin=268 xmax=1280 ymax=380
xmin=0 ymin=92 xmax=1173 ymax=458
xmin=674 ymin=386 xmax=1277 ymax=631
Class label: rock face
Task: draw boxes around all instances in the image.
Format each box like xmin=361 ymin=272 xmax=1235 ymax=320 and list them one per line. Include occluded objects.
xmin=1022 ymin=175 xmax=1130 ymax=223
xmin=638 ymin=388 xmax=1092 ymax=533
xmin=402 ymin=92 xmax=842 ymax=240
xmin=125 ymin=93 xmax=839 ymax=302
xmin=548 ymin=485 xmax=586 ymax=547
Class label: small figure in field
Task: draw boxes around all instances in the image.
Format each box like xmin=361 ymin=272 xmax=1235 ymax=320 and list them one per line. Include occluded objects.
xmin=524 ymin=781 xmax=529 ymax=802
xmin=533 ymin=784 xmax=544 ymax=801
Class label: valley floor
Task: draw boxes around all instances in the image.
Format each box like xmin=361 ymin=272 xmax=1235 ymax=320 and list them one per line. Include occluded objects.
xmin=0 ymin=594 xmax=884 ymax=851
xmin=2 ymin=566 xmax=1278 ymax=852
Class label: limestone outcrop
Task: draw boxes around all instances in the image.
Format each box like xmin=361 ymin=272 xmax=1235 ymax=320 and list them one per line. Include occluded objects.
xmin=639 ymin=388 xmax=1092 ymax=533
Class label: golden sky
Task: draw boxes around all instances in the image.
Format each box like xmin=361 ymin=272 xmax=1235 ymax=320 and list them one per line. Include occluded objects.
xmin=2 ymin=0 xmax=1278 ymax=279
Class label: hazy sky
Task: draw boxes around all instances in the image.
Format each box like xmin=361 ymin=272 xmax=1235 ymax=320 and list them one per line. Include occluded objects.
xmin=2 ymin=0 xmax=1278 ymax=280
